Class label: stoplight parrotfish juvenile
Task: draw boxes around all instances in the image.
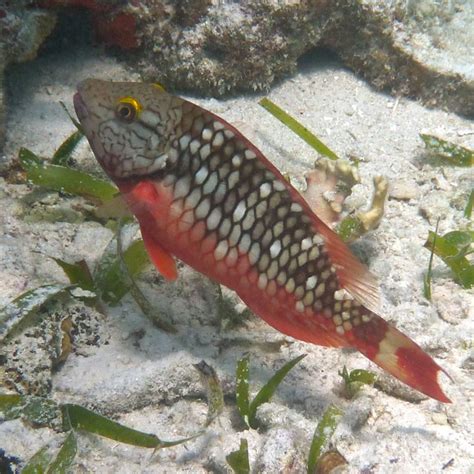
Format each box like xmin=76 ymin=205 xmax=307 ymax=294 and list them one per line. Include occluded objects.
xmin=74 ymin=79 xmax=450 ymax=403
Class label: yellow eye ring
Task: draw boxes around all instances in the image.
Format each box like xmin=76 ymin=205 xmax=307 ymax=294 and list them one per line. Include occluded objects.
xmin=116 ymin=97 xmax=141 ymax=122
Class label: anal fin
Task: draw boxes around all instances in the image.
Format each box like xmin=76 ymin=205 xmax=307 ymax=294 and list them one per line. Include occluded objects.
xmin=317 ymin=222 xmax=380 ymax=313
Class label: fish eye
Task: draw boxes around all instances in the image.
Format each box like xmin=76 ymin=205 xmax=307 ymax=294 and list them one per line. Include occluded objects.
xmin=115 ymin=97 xmax=141 ymax=123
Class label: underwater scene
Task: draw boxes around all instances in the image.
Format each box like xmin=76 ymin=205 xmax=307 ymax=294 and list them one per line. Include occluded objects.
xmin=0 ymin=1 xmax=473 ymax=472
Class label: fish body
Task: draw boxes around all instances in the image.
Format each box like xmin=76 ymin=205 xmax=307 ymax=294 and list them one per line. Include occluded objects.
xmin=74 ymin=79 xmax=450 ymax=402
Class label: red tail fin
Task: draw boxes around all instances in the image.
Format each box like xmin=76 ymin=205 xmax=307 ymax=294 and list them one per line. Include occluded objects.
xmin=351 ymin=310 xmax=451 ymax=403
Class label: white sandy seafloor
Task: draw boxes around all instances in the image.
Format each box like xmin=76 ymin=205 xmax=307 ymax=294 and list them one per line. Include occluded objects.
xmin=0 ymin=41 xmax=473 ymax=473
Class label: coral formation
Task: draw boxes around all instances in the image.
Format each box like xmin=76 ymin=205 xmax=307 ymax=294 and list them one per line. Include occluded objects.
xmin=1 ymin=1 xmax=472 ymax=148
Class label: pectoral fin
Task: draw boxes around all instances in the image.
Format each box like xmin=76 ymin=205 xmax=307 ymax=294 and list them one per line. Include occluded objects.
xmin=140 ymin=223 xmax=178 ymax=281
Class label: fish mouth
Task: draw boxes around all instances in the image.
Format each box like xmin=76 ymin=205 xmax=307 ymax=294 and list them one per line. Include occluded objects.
xmin=73 ymin=92 xmax=89 ymax=121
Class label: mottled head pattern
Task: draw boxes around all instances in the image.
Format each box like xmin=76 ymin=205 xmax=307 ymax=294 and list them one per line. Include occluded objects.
xmin=74 ymin=79 xmax=182 ymax=178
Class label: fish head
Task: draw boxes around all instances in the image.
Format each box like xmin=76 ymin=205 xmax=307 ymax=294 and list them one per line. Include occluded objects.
xmin=74 ymin=79 xmax=179 ymax=181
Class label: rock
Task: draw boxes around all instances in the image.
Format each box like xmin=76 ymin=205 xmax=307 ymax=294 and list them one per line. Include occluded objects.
xmin=389 ymin=179 xmax=420 ymax=201
xmin=1 ymin=1 xmax=473 ymax=154
xmin=0 ymin=4 xmax=56 ymax=151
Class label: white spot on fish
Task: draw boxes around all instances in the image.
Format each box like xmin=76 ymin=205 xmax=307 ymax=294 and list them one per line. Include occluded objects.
xmin=259 ymin=182 xmax=272 ymax=198
xmin=202 ymin=128 xmax=213 ymax=141
xmin=273 ymin=222 xmax=284 ymax=238
xmin=273 ymin=181 xmax=286 ymax=191
xmin=270 ymin=240 xmax=282 ymax=258
xmin=174 ymin=176 xmax=191 ymax=199
xmin=313 ymin=235 xmax=324 ymax=245
xmin=195 ymin=166 xmax=209 ymax=185
xmin=301 ymin=238 xmax=312 ymax=251
xmin=239 ymin=233 xmax=251 ymax=253
xmin=219 ymin=218 xmax=231 ymax=237
xmin=195 ymin=199 xmax=211 ymax=220
xmin=232 ymin=154 xmax=242 ymax=167
xmin=248 ymin=242 xmax=260 ymax=265
xmin=200 ymin=143 xmax=211 ymax=160
xmin=226 ymin=247 xmax=238 ymax=266
xmin=203 ymin=172 xmax=219 ymax=194
xmin=190 ymin=139 xmax=200 ymax=154
xmin=233 ymin=201 xmax=247 ymax=222
xmin=291 ymin=203 xmax=303 ymax=212
xmin=306 ymin=276 xmax=317 ymax=289
xmin=295 ymin=301 xmax=304 ymax=313
xmin=285 ymin=278 xmax=295 ymax=293
xmin=266 ymin=261 xmax=278 ymax=280
xmin=224 ymin=130 xmax=234 ymax=139
xmin=297 ymin=252 xmax=308 ymax=266
xmin=214 ymin=240 xmax=228 ymax=261
xmin=179 ymin=134 xmax=191 ymax=150
xmin=321 ymin=269 xmax=330 ymax=280
xmin=242 ymin=210 xmax=255 ymax=231
xmin=229 ymin=225 xmax=242 ymax=247
xmin=245 ymin=149 xmax=256 ymax=160
xmin=279 ymin=249 xmax=290 ymax=267
xmin=334 ymin=290 xmax=345 ymax=301
xmin=315 ymin=283 xmax=325 ymax=298
xmin=277 ymin=271 xmax=287 ymax=285
xmin=207 ymin=208 xmax=221 ymax=230
xmin=168 ymin=148 xmax=179 ymax=163
xmin=213 ymin=121 xmax=225 ymax=131
xmin=227 ymin=170 xmax=240 ymax=189
xmin=258 ymin=273 xmax=267 ymax=290
xmin=213 ymin=132 xmax=224 ymax=147
xmin=303 ymin=291 xmax=314 ymax=306
xmin=184 ymin=188 xmax=201 ymax=209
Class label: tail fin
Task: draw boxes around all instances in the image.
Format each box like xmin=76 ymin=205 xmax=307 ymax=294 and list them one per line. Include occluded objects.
xmin=352 ymin=310 xmax=451 ymax=403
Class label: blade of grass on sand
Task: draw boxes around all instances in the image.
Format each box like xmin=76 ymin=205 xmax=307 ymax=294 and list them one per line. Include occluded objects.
xmin=52 ymin=130 xmax=84 ymax=166
xmin=226 ymin=438 xmax=250 ymax=474
xmin=424 ymin=230 xmax=474 ymax=289
xmin=420 ymin=134 xmax=474 ymax=167
xmin=52 ymin=257 xmax=95 ymax=292
xmin=0 ymin=284 xmax=71 ymax=344
xmin=307 ymin=405 xmax=343 ymax=474
xmin=338 ymin=366 xmax=376 ymax=399
xmin=236 ymin=355 xmax=250 ymax=427
xmin=465 ymin=190 xmax=473 ymax=219
xmin=194 ymin=360 xmax=224 ymax=426
xmin=59 ymin=101 xmax=84 ymax=133
xmin=46 ymin=431 xmax=77 ymax=474
xmin=93 ymin=235 xmax=150 ymax=305
xmin=22 ymin=446 xmax=52 ymax=474
xmin=248 ymin=354 xmax=306 ymax=429
xmin=61 ymin=404 xmax=198 ymax=449
xmin=0 ymin=394 xmax=23 ymax=412
xmin=423 ymin=218 xmax=440 ymax=300
xmin=20 ymin=148 xmax=118 ymax=203
xmin=259 ymin=98 xmax=339 ymax=160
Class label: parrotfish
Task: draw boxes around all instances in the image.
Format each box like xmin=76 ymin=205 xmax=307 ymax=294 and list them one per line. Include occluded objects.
xmin=74 ymin=79 xmax=450 ymax=402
